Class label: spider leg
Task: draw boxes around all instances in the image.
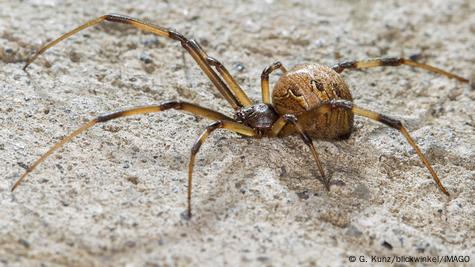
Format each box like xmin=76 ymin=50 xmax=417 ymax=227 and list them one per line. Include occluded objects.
xmin=312 ymin=99 xmax=450 ymax=196
xmin=187 ymin=120 xmax=255 ymax=218
xmin=332 ymin=57 xmax=469 ymax=83
xmin=261 ymin=61 xmax=287 ymax=104
xmin=271 ymin=114 xmax=327 ymax=187
xmin=23 ymin=14 xmax=244 ymax=109
xmin=11 ymin=101 xmax=233 ymax=192
xmin=202 ymin=54 xmax=252 ymax=107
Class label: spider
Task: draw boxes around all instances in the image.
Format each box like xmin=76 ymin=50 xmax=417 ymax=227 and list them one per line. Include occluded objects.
xmin=12 ymin=14 xmax=469 ymax=218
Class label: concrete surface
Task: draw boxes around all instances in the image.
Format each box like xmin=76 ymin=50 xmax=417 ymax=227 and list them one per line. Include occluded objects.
xmin=1 ymin=0 xmax=474 ymax=266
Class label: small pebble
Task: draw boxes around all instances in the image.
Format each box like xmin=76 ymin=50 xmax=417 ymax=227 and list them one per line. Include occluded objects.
xmin=382 ymin=241 xmax=393 ymax=250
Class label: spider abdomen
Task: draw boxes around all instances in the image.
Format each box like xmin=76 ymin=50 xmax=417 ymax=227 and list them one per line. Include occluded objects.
xmin=272 ymin=64 xmax=354 ymax=139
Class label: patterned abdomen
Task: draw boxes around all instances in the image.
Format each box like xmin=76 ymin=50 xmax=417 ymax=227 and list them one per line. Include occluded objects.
xmin=272 ymin=64 xmax=354 ymax=139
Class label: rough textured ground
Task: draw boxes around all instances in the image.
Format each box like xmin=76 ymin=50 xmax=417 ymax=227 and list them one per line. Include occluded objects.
xmin=1 ymin=0 xmax=474 ymax=266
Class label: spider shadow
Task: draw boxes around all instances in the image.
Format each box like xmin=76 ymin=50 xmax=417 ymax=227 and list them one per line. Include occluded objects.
xmin=275 ymin=139 xmax=366 ymax=197
xmin=190 ymin=136 xmax=373 ymax=222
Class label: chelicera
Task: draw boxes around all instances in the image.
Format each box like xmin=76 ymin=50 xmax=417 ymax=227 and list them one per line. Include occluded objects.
xmin=12 ymin=14 xmax=469 ymax=218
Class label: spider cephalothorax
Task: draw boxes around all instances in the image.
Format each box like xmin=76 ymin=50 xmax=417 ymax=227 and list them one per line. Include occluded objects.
xmin=13 ymin=14 xmax=469 ymax=217
xmin=235 ymin=104 xmax=279 ymax=135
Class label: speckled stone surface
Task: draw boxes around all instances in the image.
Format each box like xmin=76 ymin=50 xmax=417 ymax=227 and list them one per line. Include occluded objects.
xmin=1 ymin=1 xmax=474 ymax=266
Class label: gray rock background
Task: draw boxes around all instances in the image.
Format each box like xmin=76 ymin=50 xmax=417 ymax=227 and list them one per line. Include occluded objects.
xmin=1 ymin=0 xmax=474 ymax=266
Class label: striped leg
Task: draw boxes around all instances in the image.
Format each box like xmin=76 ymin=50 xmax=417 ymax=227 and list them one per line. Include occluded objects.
xmin=332 ymin=57 xmax=468 ymax=83
xmin=312 ymin=99 xmax=450 ymax=196
xmin=271 ymin=114 xmax=327 ymax=187
xmin=11 ymin=101 xmax=233 ymax=191
xmin=23 ymin=14 xmax=247 ymax=109
xmin=261 ymin=61 xmax=287 ymax=104
xmin=187 ymin=121 xmax=255 ymax=218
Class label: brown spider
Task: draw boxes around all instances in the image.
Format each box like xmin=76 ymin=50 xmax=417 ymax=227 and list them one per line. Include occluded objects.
xmin=12 ymin=14 xmax=469 ymax=218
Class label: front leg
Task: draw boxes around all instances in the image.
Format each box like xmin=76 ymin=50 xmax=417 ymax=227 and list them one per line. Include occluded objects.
xmin=23 ymin=14 xmax=245 ymax=110
xmin=271 ymin=114 xmax=328 ymax=188
xmin=11 ymin=101 xmax=233 ymax=191
xmin=187 ymin=121 xmax=255 ymax=218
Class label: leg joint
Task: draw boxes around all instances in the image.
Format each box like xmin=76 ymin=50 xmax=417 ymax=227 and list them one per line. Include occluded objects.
xmin=190 ymin=121 xmax=223 ymax=155
xmin=160 ymin=101 xmax=182 ymax=110
xmin=271 ymin=61 xmax=282 ymax=69
xmin=261 ymin=66 xmax=273 ymax=78
xmin=282 ymin=114 xmax=297 ymax=124
xmin=381 ymin=57 xmax=403 ymax=66
xmin=168 ymin=30 xmax=187 ymax=43
xmin=207 ymin=57 xmax=222 ymax=68
xmin=261 ymin=61 xmax=282 ymax=78
xmin=328 ymin=99 xmax=353 ymax=110
xmin=378 ymin=114 xmax=403 ymax=129
xmin=97 ymin=111 xmax=125 ymax=123
xmin=282 ymin=114 xmax=312 ymax=144
xmin=104 ymin=14 xmax=131 ymax=24
xmin=190 ymin=143 xmax=201 ymax=155
xmin=300 ymin=132 xmax=313 ymax=145
xmin=332 ymin=60 xmax=356 ymax=73
xmin=207 ymin=121 xmax=223 ymax=130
